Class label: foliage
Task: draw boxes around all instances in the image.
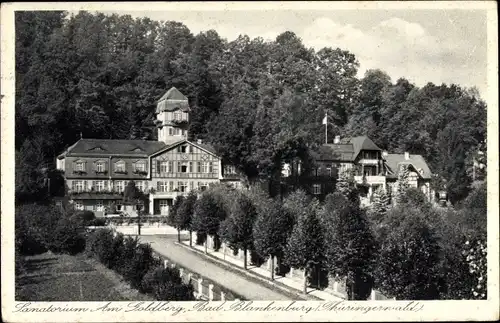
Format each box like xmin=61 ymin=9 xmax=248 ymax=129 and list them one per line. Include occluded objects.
xmin=48 ymin=217 xmax=86 ymax=255
xmin=141 ymin=266 xmax=195 ymax=300
xmin=192 ymin=190 xmax=227 ymax=245
xmin=85 ymin=228 xmax=115 ymax=266
xmin=169 ymin=195 xmax=185 ymax=227
xmin=321 ymin=192 xmax=377 ymax=300
xmin=284 ymin=198 xmax=324 ymax=292
xmin=219 ymin=192 xmax=257 ymax=268
xmin=395 ymin=164 xmax=410 ymax=204
xmin=121 ymin=243 xmax=160 ymax=290
xmin=368 ymin=188 xmax=391 ymax=226
xmin=70 ymin=210 xmax=96 ymax=226
xmin=375 ymin=206 xmax=442 ymax=300
xmin=175 ymin=191 xmax=197 ymax=232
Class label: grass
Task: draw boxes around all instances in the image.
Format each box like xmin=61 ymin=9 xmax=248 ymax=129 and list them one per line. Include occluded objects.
xmin=16 ymin=252 xmax=152 ymax=301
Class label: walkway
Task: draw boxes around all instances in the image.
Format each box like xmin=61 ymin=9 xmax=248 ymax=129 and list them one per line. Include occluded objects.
xmin=137 ymin=235 xmax=297 ymax=300
xmin=180 ymin=240 xmax=344 ymax=301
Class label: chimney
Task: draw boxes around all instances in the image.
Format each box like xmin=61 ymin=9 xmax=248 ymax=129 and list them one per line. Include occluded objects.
xmin=197 ymin=139 xmax=203 ymax=145
xmin=404 ymin=152 xmax=410 ymax=160
xmin=334 ymin=135 xmax=341 ymax=144
xmin=382 ymin=151 xmax=388 ymax=158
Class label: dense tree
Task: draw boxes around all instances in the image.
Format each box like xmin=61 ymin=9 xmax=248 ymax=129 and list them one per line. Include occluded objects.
xmin=321 ymin=192 xmax=377 ymax=300
xmin=192 ymin=191 xmax=226 ymax=253
xmin=375 ymin=206 xmax=442 ymax=300
xmin=220 ymin=192 xmax=257 ymax=269
xmin=252 ymin=191 xmax=291 ymax=280
xmin=175 ymin=191 xmax=197 ymax=246
xmin=284 ymin=198 xmax=324 ymax=293
xmin=169 ymin=195 xmax=185 ymax=240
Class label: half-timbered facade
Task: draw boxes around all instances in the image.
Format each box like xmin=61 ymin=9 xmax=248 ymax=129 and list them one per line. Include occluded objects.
xmin=56 ymin=87 xmax=241 ymax=216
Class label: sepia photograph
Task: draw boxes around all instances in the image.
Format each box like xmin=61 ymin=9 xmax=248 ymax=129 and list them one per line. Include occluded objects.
xmin=1 ymin=1 xmax=498 ymax=322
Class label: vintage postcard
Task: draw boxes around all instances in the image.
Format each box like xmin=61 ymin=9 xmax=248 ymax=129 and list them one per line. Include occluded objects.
xmin=1 ymin=1 xmax=499 ymax=322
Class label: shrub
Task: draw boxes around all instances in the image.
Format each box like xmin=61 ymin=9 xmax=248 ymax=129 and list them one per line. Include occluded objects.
xmin=86 ymin=229 xmax=115 ymax=266
xmin=122 ymin=243 xmax=160 ymax=289
xmin=141 ymin=266 xmax=195 ymax=300
xmin=48 ymin=217 xmax=86 ymax=255
xmin=116 ymin=236 xmax=139 ymax=276
xmin=70 ymin=210 xmax=96 ymax=225
xmin=90 ymin=218 xmax=107 ymax=226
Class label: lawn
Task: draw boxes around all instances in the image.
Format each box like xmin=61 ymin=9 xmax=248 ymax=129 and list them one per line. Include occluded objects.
xmin=16 ymin=252 xmax=152 ymax=301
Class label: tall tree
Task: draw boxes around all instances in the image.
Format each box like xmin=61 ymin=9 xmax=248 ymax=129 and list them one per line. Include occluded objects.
xmin=192 ymin=191 xmax=226 ymax=253
xmin=219 ymin=192 xmax=257 ymax=269
xmin=284 ymin=198 xmax=324 ymax=293
xmin=175 ymin=191 xmax=197 ymax=246
xmin=321 ymin=192 xmax=377 ymax=300
xmin=375 ymin=206 xmax=442 ymax=300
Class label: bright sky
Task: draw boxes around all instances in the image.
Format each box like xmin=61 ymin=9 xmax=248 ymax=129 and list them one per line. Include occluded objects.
xmin=74 ymin=6 xmax=488 ymax=99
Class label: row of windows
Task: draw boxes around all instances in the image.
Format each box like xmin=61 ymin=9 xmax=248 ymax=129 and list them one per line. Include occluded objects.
xmin=74 ymin=160 xmax=146 ymax=173
xmin=156 ymin=181 xmax=212 ymax=193
xmin=71 ymin=180 xmax=147 ymax=193
xmin=157 ymin=161 xmax=215 ymax=174
xmin=73 ymin=200 xmax=125 ymax=212
xmin=159 ymin=127 xmax=188 ymax=138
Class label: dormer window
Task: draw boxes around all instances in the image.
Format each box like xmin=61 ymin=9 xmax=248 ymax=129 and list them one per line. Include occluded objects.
xmin=75 ymin=161 xmax=85 ymax=171
xmin=95 ymin=161 xmax=106 ymax=173
xmin=133 ymin=161 xmax=146 ymax=173
xmin=115 ymin=161 xmax=126 ymax=173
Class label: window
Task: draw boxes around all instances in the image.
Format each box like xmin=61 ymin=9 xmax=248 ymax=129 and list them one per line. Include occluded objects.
xmin=115 ymin=181 xmax=125 ymax=193
xmin=136 ymin=181 xmax=144 ymax=192
xmin=74 ymin=202 xmax=84 ymax=211
xmin=313 ymin=184 xmax=321 ymax=195
xmin=168 ymin=128 xmax=173 ymax=136
xmin=160 ymin=161 xmax=168 ymax=173
xmin=173 ymin=112 xmax=181 ymax=120
xmin=178 ymin=145 xmax=188 ymax=153
xmin=169 ymin=181 xmax=174 ymax=192
xmin=134 ymin=162 xmax=145 ymax=172
xmin=116 ymin=203 xmax=123 ymax=211
xmin=225 ymin=165 xmax=236 ymax=175
xmin=178 ymin=162 xmax=188 ymax=173
xmin=327 ymin=167 xmax=332 ymax=177
xmin=157 ymin=181 xmax=167 ymax=193
xmin=115 ymin=161 xmax=125 ymax=173
xmin=93 ymin=180 xmax=105 ymax=192
xmin=95 ymin=161 xmax=105 ymax=173
xmin=72 ymin=180 xmax=84 ymax=192
xmin=178 ymin=182 xmax=188 ymax=192
xmin=188 ymin=162 xmax=193 ymax=173
xmin=198 ymin=182 xmax=208 ymax=191
xmin=95 ymin=200 xmax=104 ymax=212
xmin=174 ymin=128 xmax=181 ymax=136
xmin=75 ymin=161 xmax=85 ymax=171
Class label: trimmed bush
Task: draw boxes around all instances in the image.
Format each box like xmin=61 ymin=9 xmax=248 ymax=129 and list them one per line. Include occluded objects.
xmin=141 ymin=266 xmax=195 ymax=300
xmin=122 ymin=243 xmax=160 ymax=289
xmin=48 ymin=217 xmax=86 ymax=255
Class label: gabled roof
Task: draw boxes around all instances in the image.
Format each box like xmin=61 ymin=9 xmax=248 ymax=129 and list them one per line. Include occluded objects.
xmin=349 ymin=136 xmax=382 ymax=160
xmin=150 ymin=139 xmax=219 ymax=158
xmin=384 ymin=153 xmax=432 ymax=179
xmin=158 ymin=87 xmax=188 ymax=101
xmin=156 ymin=87 xmax=191 ymax=114
xmin=311 ymin=144 xmax=355 ymax=162
xmin=60 ymin=139 xmax=168 ymax=157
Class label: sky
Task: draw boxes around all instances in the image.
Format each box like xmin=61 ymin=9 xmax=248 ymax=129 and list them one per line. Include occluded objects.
xmin=89 ymin=7 xmax=488 ymax=98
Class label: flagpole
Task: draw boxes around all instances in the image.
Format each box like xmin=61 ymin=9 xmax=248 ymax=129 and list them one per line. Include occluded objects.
xmin=325 ymin=112 xmax=328 ymax=144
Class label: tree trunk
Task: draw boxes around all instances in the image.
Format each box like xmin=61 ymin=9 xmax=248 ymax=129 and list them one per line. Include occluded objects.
xmin=137 ymin=210 xmax=141 ymax=236
xmin=189 ymin=230 xmax=192 ymax=247
xmin=205 ymin=238 xmax=208 ymax=254
xmin=243 ymin=246 xmax=247 ymax=270
xmin=177 ymin=229 xmax=181 ymax=243
xmin=303 ymin=267 xmax=308 ymax=294
xmin=270 ymin=255 xmax=275 ymax=280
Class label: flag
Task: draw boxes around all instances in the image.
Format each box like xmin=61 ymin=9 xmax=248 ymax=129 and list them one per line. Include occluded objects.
xmin=322 ymin=114 xmax=327 ymax=125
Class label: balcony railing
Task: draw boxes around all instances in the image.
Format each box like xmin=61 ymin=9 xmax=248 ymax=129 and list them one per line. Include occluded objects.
xmin=354 ymin=175 xmax=386 ymax=185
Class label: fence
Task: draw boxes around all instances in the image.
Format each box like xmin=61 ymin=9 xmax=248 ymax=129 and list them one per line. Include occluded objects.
xmin=151 ymin=251 xmax=244 ymax=301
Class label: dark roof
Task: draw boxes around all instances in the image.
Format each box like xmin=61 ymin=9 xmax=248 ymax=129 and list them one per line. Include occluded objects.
xmin=194 ymin=142 xmax=218 ymax=155
xmin=156 ymin=87 xmax=190 ymax=114
xmin=384 ymin=153 xmax=432 ymax=179
xmin=61 ymin=139 xmax=168 ymax=157
xmin=311 ymin=144 xmax=355 ymax=162
xmin=349 ymin=136 xmax=382 ymax=159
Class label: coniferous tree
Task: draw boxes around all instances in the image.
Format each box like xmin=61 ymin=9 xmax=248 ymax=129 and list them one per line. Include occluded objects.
xmin=395 ymin=164 xmax=410 ymax=204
